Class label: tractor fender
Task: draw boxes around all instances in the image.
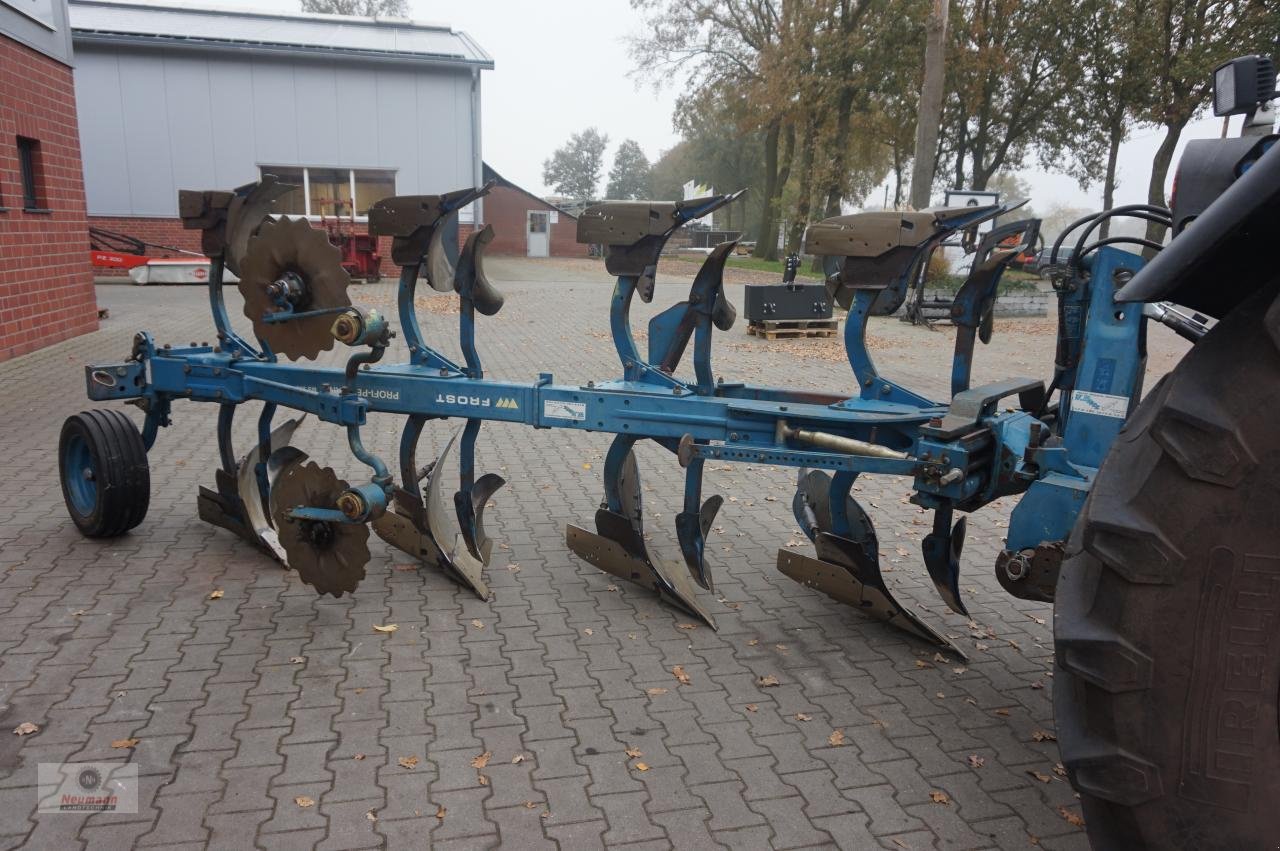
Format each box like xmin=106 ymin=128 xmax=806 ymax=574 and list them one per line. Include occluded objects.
xmin=1116 ymin=135 xmax=1278 ymax=318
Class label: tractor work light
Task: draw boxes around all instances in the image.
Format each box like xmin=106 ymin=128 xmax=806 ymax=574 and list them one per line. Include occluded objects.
xmin=1212 ymin=55 xmax=1277 ymax=116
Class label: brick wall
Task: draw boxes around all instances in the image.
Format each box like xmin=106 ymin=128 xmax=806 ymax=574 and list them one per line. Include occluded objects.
xmin=478 ymin=185 xmax=587 ymax=257
xmin=0 ymin=35 xmax=97 ymax=361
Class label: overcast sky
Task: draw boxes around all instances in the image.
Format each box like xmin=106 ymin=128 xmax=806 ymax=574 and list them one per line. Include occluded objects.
xmin=160 ymin=0 xmax=1239 ymax=212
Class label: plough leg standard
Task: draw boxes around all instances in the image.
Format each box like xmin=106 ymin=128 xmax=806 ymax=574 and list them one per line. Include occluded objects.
xmin=62 ymin=177 xmax=1147 ymax=657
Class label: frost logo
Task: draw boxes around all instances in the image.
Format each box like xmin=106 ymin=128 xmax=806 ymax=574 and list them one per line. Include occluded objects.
xmin=495 ymin=397 xmax=519 ymax=410
xmin=436 ymin=394 xmax=492 ymax=409
xmin=38 ymin=762 xmax=139 ymax=813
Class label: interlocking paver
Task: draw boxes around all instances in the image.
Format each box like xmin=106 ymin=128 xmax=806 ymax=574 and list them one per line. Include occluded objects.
xmin=0 ymin=262 xmax=1184 ymax=848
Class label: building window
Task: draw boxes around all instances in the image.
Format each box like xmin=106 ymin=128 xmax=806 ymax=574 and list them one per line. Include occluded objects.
xmin=18 ymin=137 xmax=43 ymax=211
xmin=260 ymin=166 xmax=396 ymax=219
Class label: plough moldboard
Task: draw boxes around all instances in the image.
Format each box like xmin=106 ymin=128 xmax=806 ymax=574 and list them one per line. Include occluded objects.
xmin=62 ymin=175 xmax=1150 ymax=659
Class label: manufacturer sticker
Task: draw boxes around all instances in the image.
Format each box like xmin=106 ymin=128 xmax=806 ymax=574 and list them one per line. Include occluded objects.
xmin=1070 ymin=389 xmax=1128 ymax=419
xmin=544 ymin=400 xmax=586 ymax=421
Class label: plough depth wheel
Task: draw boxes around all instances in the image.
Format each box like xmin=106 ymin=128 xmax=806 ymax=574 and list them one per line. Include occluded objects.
xmin=58 ymin=409 xmax=150 ymax=538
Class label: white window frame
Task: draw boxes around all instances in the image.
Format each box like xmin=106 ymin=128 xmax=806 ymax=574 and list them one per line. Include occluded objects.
xmin=259 ymin=165 xmax=397 ymax=222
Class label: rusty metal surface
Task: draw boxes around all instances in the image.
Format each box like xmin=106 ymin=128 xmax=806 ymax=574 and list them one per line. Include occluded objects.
xmin=269 ymin=459 xmax=370 ymax=597
xmin=778 ymin=536 xmax=964 ymax=658
xmin=576 ymin=200 xmax=683 ymax=246
xmin=566 ymin=522 xmax=718 ymax=627
xmin=224 ymin=175 xmax=298 ymax=275
xmin=238 ymin=217 xmax=352 ymax=360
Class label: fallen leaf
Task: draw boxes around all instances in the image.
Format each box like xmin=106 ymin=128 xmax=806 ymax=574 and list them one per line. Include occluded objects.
xmin=110 ymin=738 xmax=139 ymax=749
xmin=1058 ymin=806 xmax=1085 ymax=827
xmin=929 ymin=791 xmax=950 ymax=805
xmin=477 ymin=774 xmax=490 ymax=786
xmin=757 ymin=675 xmax=780 ymax=687
xmin=366 ymin=809 xmax=377 ymax=821
xmin=523 ymin=801 xmax=536 ymax=809
xmin=471 ymin=751 xmax=492 ymax=769
xmin=606 ymin=585 xmax=618 ymax=592
xmin=373 ymin=624 xmax=398 ymax=633
xmin=634 ymin=762 xmax=650 ymax=771
xmin=540 ymin=811 xmax=550 ymax=820
xmin=508 ymin=564 xmax=522 ymax=573
xmin=645 ymin=687 xmax=668 ymax=696
xmin=471 ymin=619 xmax=485 ymax=629
xmin=975 ymin=642 xmax=989 ymax=651
xmin=436 ymin=805 xmax=447 ymax=820
xmin=393 ymin=563 xmax=417 ymax=571
xmin=967 ymin=754 xmax=985 ymax=769
xmin=625 ymin=747 xmax=643 ymax=758
xmin=828 ymin=729 xmax=846 ymax=746
xmin=933 ymin=653 xmax=949 ymax=663
xmin=1031 ymin=680 xmax=1044 ymax=690
xmin=795 ymin=713 xmax=812 ymax=722
xmin=295 ymin=796 xmax=315 ymax=808
xmin=354 ymin=753 xmax=365 ymax=761
xmin=627 ymin=632 xmax=637 ymax=640
xmin=208 ymin=589 xmax=224 ymax=600
xmin=398 ymin=756 xmax=419 ymax=769
xmin=583 ymin=628 xmax=593 ymax=636
xmin=1053 ymin=762 xmax=1067 ymax=777
xmin=582 ymin=463 xmax=592 ymax=470
xmin=914 ymin=660 xmax=931 ymax=669
xmin=1032 ymin=730 xmax=1057 ymax=743
xmin=512 ymin=754 xmax=526 ymax=764
xmin=745 ymin=703 xmax=758 ymax=712
xmin=290 ymin=656 xmax=305 ymax=664
xmin=995 ymin=708 xmax=1011 ymax=717
xmin=676 ymin=623 xmax=697 ymax=630
xmin=12 ymin=722 xmax=38 ymax=736
xmin=672 ymin=665 xmax=691 ymax=685
xmin=1027 ymin=770 xmax=1052 ymax=784
xmin=747 ymin=639 xmax=759 ymax=646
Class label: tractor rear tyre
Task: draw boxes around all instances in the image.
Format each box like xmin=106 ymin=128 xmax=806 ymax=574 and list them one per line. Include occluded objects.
xmin=59 ymin=409 xmax=150 ymax=538
xmin=1054 ymin=280 xmax=1280 ymax=848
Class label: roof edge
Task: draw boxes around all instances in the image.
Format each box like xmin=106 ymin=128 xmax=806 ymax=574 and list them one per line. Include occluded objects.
xmin=71 ymin=29 xmax=495 ymax=68
xmin=483 ymin=163 xmax=577 ymax=220
xmin=70 ymin=0 xmax=456 ymax=33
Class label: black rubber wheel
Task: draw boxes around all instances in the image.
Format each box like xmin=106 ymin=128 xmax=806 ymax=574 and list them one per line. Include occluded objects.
xmin=58 ymin=409 xmax=150 ymax=538
xmin=1054 ymin=279 xmax=1280 ymax=848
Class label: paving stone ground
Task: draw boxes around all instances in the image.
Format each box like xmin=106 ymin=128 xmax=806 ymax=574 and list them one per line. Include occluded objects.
xmin=0 ymin=258 xmax=1190 ymax=850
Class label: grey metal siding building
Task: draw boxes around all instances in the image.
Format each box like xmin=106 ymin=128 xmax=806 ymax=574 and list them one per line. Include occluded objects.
xmin=69 ymin=0 xmax=492 ymax=222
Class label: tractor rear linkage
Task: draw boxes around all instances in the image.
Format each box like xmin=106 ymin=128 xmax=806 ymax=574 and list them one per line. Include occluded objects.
xmin=69 ymin=176 xmax=1149 ymax=657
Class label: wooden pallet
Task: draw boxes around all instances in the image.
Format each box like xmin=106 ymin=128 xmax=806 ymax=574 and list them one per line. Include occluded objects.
xmin=747 ymin=318 xmax=838 ymax=340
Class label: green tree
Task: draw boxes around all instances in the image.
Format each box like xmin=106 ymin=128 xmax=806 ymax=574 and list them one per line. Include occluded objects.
xmin=1129 ymin=0 xmax=1279 ymax=243
xmin=1056 ymin=0 xmax=1153 ymax=236
xmin=299 ymin=0 xmax=406 ymax=16
xmin=938 ymin=0 xmax=1084 ymax=191
xmin=631 ymin=0 xmax=795 ymax=259
xmin=606 ymin=140 xmax=653 ymax=200
xmin=542 ymin=128 xmax=610 ymax=202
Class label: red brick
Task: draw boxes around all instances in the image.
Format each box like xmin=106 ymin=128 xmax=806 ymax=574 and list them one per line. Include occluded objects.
xmin=0 ymin=35 xmax=97 ymax=361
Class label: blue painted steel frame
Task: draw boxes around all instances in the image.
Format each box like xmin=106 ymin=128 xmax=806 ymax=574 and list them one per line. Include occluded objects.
xmin=80 ymin=195 xmax=1149 ymax=606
